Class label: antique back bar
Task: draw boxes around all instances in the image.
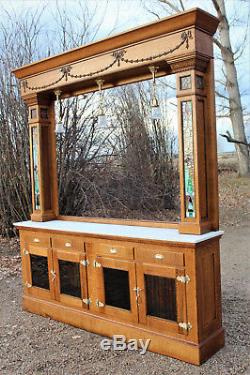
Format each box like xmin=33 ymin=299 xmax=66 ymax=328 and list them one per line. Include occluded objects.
xmin=13 ymin=8 xmax=224 ymax=365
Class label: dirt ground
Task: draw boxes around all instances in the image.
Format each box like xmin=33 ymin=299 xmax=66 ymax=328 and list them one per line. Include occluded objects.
xmin=0 ymin=171 xmax=250 ymax=375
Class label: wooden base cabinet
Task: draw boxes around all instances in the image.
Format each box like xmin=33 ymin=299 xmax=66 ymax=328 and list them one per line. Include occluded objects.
xmin=18 ymin=224 xmax=225 ymax=365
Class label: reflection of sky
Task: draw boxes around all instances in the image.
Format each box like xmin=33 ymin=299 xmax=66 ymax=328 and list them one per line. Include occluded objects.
xmin=2 ymin=0 xmax=249 ymax=152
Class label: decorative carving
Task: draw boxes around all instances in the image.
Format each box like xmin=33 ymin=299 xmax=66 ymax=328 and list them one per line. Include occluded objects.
xmin=169 ymin=56 xmax=208 ymax=74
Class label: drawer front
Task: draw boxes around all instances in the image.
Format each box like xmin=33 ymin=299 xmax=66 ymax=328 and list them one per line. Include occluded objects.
xmin=135 ymin=245 xmax=184 ymax=267
xmin=92 ymin=241 xmax=134 ymax=260
xmin=22 ymin=231 xmax=50 ymax=248
xmin=52 ymin=236 xmax=84 ymax=252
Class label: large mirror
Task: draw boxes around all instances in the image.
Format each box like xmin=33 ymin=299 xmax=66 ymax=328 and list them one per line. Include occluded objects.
xmin=56 ymin=75 xmax=180 ymax=223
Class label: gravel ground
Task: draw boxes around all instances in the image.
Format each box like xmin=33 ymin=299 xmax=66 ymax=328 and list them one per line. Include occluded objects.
xmin=0 ymin=223 xmax=250 ymax=375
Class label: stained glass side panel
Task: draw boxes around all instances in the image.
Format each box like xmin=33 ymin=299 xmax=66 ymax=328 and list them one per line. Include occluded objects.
xmin=31 ymin=127 xmax=40 ymax=210
xmin=181 ymin=101 xmax=195 ymax=218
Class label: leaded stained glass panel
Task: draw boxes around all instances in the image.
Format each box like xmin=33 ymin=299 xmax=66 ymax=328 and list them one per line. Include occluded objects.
xmin=196 ymin=75 xmax=204 ymax=89
xmin=181 ymin=101 xmax=195 ymax=218
xmin=180 ymin=75 xmax=191 ymax=90
xmin=31 ymin=127 xmax=40 ymax=210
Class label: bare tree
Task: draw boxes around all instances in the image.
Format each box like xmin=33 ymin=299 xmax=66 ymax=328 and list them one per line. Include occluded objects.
xmin=145 ymin=0 xmax=250 ymax=177
xmin=212 ymin=0 xmax=249 ymax=176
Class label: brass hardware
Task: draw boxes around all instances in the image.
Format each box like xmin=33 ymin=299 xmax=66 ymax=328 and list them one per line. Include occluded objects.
xmin=96 ymin=79 xmax=105 ymax=89
xmin=23 ymin=249 xmax=29 ymax=255
xmin=50 ymin=270 xmax=56 ymax=281
xmin=154 ymin=253 xmax=164 ymax=260
xmin=133 ymin=287 xmax=143 ymax=303
xmin=80 ymin=259 xmax=89 ymax=267
xmin=110 ymin=248 xmax=118 ymax=254
xmin=24 ymin=282 xmax=32 ymax=288
xmin=96 ymin=299 xmax=105 ymax=308
xmin=83 ymin=298 xmax=91 ymax=305
xmin=65 ymin=242 xmax=72 ymax=248
xmin=178 ymin=322 xmax=192 ymax=331
xmin=93 ymin=260 xmax=102 ymax=268
xmin=33 ymin=238 xmax=40 ymax=243
xmin=176 ymin=275 xmax=190 ymax=284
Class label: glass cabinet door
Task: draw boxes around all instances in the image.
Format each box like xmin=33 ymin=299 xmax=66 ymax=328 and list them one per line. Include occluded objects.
xmin=53 ymin=249 xmax=88 ymax=309
xmin=136 ymin=263 xmax=187 ymax=335
xmin=91 ymin=257 xmax=138 ymax=323
xmin=22 ymin=244 xmax=55 ymax=300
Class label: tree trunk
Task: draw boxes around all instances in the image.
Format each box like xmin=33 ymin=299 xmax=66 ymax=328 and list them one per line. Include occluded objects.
xmin=215 ymin=0 xmax=250 ymax=176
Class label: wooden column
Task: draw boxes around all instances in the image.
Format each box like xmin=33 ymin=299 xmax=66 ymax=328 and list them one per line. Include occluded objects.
xmin=25 ymin=94 xmax=58 ymax=221
xmin=177 ymin=64 xmax=219 ymax=234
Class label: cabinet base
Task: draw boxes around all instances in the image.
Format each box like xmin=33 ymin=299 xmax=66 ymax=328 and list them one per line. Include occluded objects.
xmin=23 ymin=295 xmax=225 ymax=366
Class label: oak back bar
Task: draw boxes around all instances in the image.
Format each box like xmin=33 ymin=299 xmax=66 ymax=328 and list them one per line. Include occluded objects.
xmin=12 ymin=7 xmax=224 ymax=366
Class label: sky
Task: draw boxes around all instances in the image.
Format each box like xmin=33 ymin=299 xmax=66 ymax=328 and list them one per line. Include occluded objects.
xmin=1 ymin=0 xmax=249 ymax=151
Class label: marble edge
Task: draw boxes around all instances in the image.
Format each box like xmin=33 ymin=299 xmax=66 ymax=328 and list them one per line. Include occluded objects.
xmin=13 ymin=220 xmax=224 ymax=244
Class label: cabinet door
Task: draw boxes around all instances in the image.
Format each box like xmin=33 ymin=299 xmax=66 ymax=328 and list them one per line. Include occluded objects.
xmin=22 ymin=244 xmax=55 ymax=300
xmin=53 ymin=249 xmax=88 ymax=309
xmin=136 ymin=263 xmax=187 ymax=335
xmin=91 ymin=257 xmax=138 ymax=323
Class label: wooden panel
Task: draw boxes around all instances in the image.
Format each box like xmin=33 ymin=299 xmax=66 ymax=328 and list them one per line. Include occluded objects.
xmin=136 ymin=263 xmax=187 ymax=337
xmin=91 ymin=257 xmax=138 ymax=323
xmin=22 ymin=243 xmax=55 ymax=300
xmin=22 ymin=231 xmax=50 ymax=247
xmin=90 ymin=241 xmax=134 ymax=260
xmin=53 ymin=249 xmax=88 ymax=309
xmin=23 ymin=294 xmax=225 ymax=365
xmin=52 ymin=235 xmax=84 ymax=252
xmin=196 ymin=239 xmax=222 ymax=341
xmin=201 ymin=252 xmax=216 ymax=325
xmin=135 ymin=245 xmax=184 ymax=267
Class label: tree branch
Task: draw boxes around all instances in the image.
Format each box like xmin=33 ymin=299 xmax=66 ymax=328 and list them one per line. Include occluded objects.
xmin=159 ymin=0 xmax=182 ymax=13
xmin=220 ymin=131 xmax=250 ymax=148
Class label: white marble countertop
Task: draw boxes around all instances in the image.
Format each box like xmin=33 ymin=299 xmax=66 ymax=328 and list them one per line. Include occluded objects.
xmin=14 ymin=220 xmax=223 ymax=244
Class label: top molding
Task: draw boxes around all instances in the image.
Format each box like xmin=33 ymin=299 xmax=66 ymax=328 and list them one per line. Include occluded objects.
xmin=12 ymin=8 xmax=218 ymax=80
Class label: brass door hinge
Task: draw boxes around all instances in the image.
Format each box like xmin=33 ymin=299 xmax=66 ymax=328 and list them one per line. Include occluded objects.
xmin=80 ymin=259 xmax=89 ymax=267
xmin=23 ymin=249 xmax=29 ymax=255
xmin=93 ymin=260 xmax=102 ymax=268
xmin=178 ymin=322 xmax=192 ymax=331
xmin=96 ymin=299 xmax=105 ymax=308
xmin=24 ymin=281 xmax=32 ymax=288
xmin=176 ymin=275 xmax=190 ymax=284
xmin=82 ymin=298 xmax=91 ymax=305
xmin=133 ymin=287 xmax=143 ymax=303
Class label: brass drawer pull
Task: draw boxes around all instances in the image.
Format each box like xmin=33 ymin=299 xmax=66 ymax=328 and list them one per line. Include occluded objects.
xmin=110 ymin=248 xmax=118 ymax=254
xmin=33 ymin=238 xmax=40 ymax=243
xmin=154 ymin=253 xmax=164 ymax=260
xmin=65 ymin=242 xmax=72 ymax=248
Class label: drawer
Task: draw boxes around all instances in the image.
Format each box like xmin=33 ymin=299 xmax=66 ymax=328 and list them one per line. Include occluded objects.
xmin=135 ymin=245 xmax=184 ymax=267
xmin=52 ymin=236 xmax=84 ymax=252
xmin=22 ymin=231 xmax=50 ymax=247
xmin=92 ymin=241 xmax=134 ymax=260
